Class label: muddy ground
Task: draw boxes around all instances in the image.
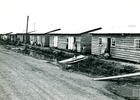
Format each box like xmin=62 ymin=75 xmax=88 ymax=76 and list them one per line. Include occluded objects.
xmin=0 ymin=45 xmax=127 ymax=100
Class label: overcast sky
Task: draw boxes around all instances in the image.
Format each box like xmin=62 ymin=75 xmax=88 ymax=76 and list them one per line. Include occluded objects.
xmin=0 ymin=0 xmax=140 ymax=33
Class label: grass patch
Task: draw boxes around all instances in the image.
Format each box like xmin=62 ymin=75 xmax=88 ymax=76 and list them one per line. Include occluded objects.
xmin=64 ymin=56 xmax=140 ymax=77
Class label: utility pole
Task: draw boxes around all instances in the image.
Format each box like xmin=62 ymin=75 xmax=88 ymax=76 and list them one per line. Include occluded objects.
xmin=24 ymin=15 xmax=29 ymax=51
xmin=26 ymin=15 xmax=29 ymax=44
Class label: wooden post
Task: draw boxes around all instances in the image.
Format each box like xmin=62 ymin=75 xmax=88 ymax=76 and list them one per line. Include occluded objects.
xmin=93 ymin=72 xmax=140 ymax=81
xmin=26 ymin=15 xmax=29 ymax=44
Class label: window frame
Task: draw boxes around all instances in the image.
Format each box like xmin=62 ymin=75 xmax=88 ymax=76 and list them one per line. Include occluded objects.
xmin=134 ymin=39 xmax=140 ymax=50
xmin=98 ymin=37 xmax=102 ymax=46
xmin=111 ymin=38 xmax=116 ymax=47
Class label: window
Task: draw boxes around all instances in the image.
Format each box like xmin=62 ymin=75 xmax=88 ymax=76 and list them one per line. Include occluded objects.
xmin=98 ymin=38 xmax=102 ymax=46
xmin=111 ymin=38 xmax=116 ymax=47
xmin=134 ymin=39 xmax=140 ymax=49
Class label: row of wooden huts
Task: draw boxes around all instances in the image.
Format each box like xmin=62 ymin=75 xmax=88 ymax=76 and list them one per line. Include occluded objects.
xmin=1 ymin=27 xmax=140 ymax=63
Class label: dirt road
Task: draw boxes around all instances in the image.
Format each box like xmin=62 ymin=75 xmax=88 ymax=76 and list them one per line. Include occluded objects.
xmin=0 ymin=45 xmax=125 ymax=100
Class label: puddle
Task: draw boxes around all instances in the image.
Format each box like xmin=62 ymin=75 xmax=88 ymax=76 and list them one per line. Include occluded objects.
xmin=12 ymin=48 xmax=56 ymax=61
xmin=29 ymin=50 xmax=46 ymax=60
xmin=28 ymin=50 xmax=55 ymax=61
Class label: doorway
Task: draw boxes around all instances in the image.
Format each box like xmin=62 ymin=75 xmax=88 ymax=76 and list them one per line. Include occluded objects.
xmin=54 ymin=36 xmax=58 ymax=47
xmin=68 ymin=37 xmax=74 ymax=50
xmin=107 ymin=38 xmax=111 ymax=54
xmin=99 ymin=37 xmax=111 ymax=54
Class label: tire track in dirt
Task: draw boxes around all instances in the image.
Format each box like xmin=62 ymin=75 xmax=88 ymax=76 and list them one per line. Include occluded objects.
xmin=0 ymin=46 xmax=125 ymax=100
xmin=0 ymin=63 xmax=22 ymax=100
xmin=1 ymin=50 xmax=79 ymax=100
xmin=2 ymin=53 xmax=86 ymax=100
xmin=15 ymin=55 xmax=122 ymax=100
xmin=13 ymin=55 xmax=102 ymax=100
xmin=0 ymin=52 xmax=54 ymax=100
xmin=23 ymin=60 xmax=121 ymax=100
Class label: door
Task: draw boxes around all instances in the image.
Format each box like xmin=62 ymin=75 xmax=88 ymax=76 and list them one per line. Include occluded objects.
xmin=54 ymin=36 xmax=58 ymax=47
xmin=42 ymin=36 xmax=45 ymax=47
xmin=68 ymin=37 xmax=74 ymax=50
xmin=107 ymin=38 xmax=111 ymax=54
xmin=101 ymin=38 xmax=111 ymax=54
xmin=101 ymin=38 xmax=107 ymax=54
xmin=37 ymin=36 xmax=40 ymax=45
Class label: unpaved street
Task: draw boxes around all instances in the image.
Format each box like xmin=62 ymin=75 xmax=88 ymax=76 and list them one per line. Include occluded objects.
xmin=0 ymin=45 xmax=124 ymax=100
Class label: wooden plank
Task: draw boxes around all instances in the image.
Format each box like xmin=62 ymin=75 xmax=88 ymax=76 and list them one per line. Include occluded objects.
xmin=67 ymin=56 xmax=88 ymax=64
xmin=111 ymin=52 xmax=140 ymax=58
xmin=59 ymin=55 xmax=86 ymax=64
xmin=111 ymin=48 xmax=140 ymax=54
xmin=93 ymin=72 xmax=140 ymax=81
xmin=111 ymin=55 xmax=139 ymax=62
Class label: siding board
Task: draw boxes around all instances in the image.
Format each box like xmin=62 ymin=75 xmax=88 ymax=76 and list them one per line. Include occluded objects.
xmin=92 ymin=34 xmax=140 ymax=62
xmin=49 ymin=33 xmax=92 ymax=53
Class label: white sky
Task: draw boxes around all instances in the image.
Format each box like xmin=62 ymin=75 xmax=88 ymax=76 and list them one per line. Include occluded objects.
xmin=0 ymin=0 xmax=140 ymax=33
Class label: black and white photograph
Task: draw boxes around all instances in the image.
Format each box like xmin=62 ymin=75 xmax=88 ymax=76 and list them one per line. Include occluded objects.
xmin=0 ymin=0 xmax=140 ymax=100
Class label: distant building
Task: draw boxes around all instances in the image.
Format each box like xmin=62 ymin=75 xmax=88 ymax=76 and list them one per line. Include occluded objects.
xmin=16 ymin=33 xmax=26 ymax=43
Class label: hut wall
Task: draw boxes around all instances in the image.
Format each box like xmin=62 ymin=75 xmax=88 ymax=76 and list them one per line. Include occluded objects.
xmin=50 ymin=35 xmax=70 ymax=50
xmin=92 ymin=34 xmax=140 ymax=62
xmin=36 ymin=35 xmax=45 ymax=47
xmin=49 ymin=35 xmax=55 ymax=47
xmin=17 ymin=34 xmax=24 ymax=42
xmin=23 ymin=35 xmax=26 ymax=43
xmin=37 ymin=35 xmax=41 ymax=45
xmin=13 ymin=35 xmax=17 ymax=42
xmin=49 ymin=34 xmax=82 ymax=52
xmin=45 ymin=34 xmax=49 ymax=47
xmin=111 ymin=35 xmax=140 ymax=62
xmin=58 ymin=35 xmax=81 ymax=52
xmin=42 ymin=35 xmax=45 ymax=47
xmin=30 ymin=35 xmax=34 ymax=42
xmin=81 ymin=33 xmax=92 ymax=53
xmin=0 ymin=34 xmax=1 ymax=40
xmin=75 ymin=36 xmax=81 ymax=52
xmin=57 ymin=35 xmax=68 ymax=50
xmin=10 ymin=35 xmax=16 ymax=41
xmin=33 ymin=35 xmax=37 ymax=43
xmin=92 ymin=35 xmax=108 ymax=55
